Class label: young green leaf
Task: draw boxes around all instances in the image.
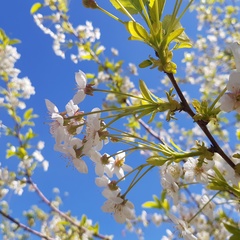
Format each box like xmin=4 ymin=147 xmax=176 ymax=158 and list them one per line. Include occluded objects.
xmin=30 ymin=3 xmax=43 ymax=14
xmin=110 ymin=0 xmax=148 ymax=15
xmin=125 ymin=21 xmax=149 ymax=42
xmin=139 ymin=59 xmax=152 ymax=68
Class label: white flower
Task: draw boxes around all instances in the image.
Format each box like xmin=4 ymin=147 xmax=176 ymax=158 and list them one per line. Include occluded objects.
xmin=220 ymin=71 xmax=240 ymax=113
xmin=85 ymin=108 xmax=108 ymax=153
xmin=95 ymin=175 xmax=120 ymax=199
xmin=45 ymin=99 xmax=67 ymax=146
xmin=168 ymin=213 xmax=197 ymax=240
xmin=161 ymin=174 xmax=179 ymax=205
xmin=37 ymin=141 xmax=45 ymax=150
xmin=42 ymin=160 xmax=49 ymax=172
xmin=73 ymin=70 xmax=87 ymax=104
xmin=152 ymin=213 xmax=162 ymax=227
xmin=89 ymin=151 xmax=113 ymax=177
xmin=109 ymin=151 xmax=132 ymax=179
xmin=111 ymin=48 xmax=118 ymax=56
xmin=102 ymin=197 xmax=135 ymax=223
xmin=10 ymin=179 xmax=26 ymax=196
xmin=140 ymin=210 xmax=148 ymax=227
xmin=162 ymin=162 xmax=183 ymax=182
xmin=183 ymin=158 xmax=214 ymax=184
xmin=56 ymin=138 xmax=88 ymax=173
xmin=65 ymin=100 xmax=79 ymax=116
xmin=32 ymin=150 xmax=44 ymax=162
xmin=128 ymin=63 xmax=138 ymax=75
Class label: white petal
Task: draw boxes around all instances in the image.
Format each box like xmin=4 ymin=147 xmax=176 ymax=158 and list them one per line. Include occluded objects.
xmin=219 ymin=94 xmax=235 ymax=112
xmin=122 ymin=164 xmax=133 ymax=172
xmin=227 ymin=71 xmax=240 ymax=92
xmin=95 ymin=176 xmax=109 ymax=187
xmin=45 ymin=99 xmax=58 ymax=113
xmin=101 ymin=200 xmax=114 ymax=213
xmin=75 ymin=70 xmax=87 ymax=88
xmin=65 ymin=100 xmax=78 ymax=116
xmin=73 ymin=90 xmax=86 ymax=104
xmin=95 ymin=163 xmax=104 ymax=177
xmin=114 ymin=211 xmax=126 ymax=223
xmin=73 ymin=158 xmax=88 ymax=173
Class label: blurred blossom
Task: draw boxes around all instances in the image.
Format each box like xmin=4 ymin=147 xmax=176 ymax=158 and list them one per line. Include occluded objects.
xmin=37 ymin=141 xmax=45 ymax=150
xmin=128 ymin=63 xmax=138 ymax=76
xmin=0 ymin=45 xmax=20 ymax=78
xmin=111 ymin=48 xmax=118 ymax=56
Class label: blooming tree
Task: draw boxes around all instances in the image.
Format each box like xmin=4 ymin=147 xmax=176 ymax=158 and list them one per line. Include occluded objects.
xmin=1 ymin=0 xmax=240 ymax=239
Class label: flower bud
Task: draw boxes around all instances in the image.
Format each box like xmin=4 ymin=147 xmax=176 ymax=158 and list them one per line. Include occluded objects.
xmin=82 ymin=0 xmax=98 ymax=9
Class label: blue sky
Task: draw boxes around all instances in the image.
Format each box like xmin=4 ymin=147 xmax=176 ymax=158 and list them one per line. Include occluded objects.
xmin=0 ymin=1 xmax=199 ymax=239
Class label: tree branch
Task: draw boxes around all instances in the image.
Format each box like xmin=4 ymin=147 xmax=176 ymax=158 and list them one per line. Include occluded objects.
xmin=27 ymin=176 xmax=111 ymax=240
xmin=0 ymin=209 xmax=55 ymax=240
xmin=166 ymin=72 xmax=236 ymax=170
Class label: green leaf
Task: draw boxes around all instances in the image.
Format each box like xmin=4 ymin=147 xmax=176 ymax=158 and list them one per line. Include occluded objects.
xmin=139 ymin=79 xmax=154 ymax=102
xmin=148 ymin=0 xmax=166 ymax=22
xmin=62 ymin=22 xmax=74 ymax=33
xmin=146 ymin=156 xmax=168 ymax=166
xmin=166 ymin=28 xmax=184 ymax=45
xmin=8 ymin=39 xmax=21 ymax=45
xmin=125 ymin=21 xmax=149 ymax=42
xmin=30 ymin=3 xmax=43 ymax=14
xmin=224 ymin=223 xmax=240 ymax=235
xmin=142 ymin=201 xmax=159 ymax=208
xmin=24 ymin=108 xmax=33 ymax=121
xmin=6 ymin=148 xmax=16 ymax=159
xmin=25 ymin=128 xmax=36 ymax=140
xmin=58 ymin=0 xmax=68 ymax=12
xmin=110 ymin=0 xmax=148 ymax=15
xmin=139 ymin=59 xmax=152 ymax=68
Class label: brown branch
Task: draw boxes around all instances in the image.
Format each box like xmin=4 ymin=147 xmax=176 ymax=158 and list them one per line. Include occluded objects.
xmin=166 ymin=72 xmax=236 ymax=170
xmin=27 ymin=176 xmax=111 ymax=240
xmin=0 ymin=209 xmax=55 ymax=240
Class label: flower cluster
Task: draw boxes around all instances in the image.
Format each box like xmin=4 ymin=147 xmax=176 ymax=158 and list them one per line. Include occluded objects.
xmin=46 ymin=70 xmax=135 ymax=223
xmin=0 ymin=45 xmax=35 ymax=109
xmin=33 ymin=10 xmax=102 ymax=62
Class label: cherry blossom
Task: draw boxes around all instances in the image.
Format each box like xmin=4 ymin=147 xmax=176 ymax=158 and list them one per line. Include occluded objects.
xmin=85 ymin=108 xmax=108 ymax=152
xmin=95 ymin=175 xmax=120 ymax=199
xmin=168 ymin=214 xmax=197 ymax=240
xmin=183 ymin=158 xmax=214 ymax=184
xmin=161 ymin=173 xmax=179 ymax=205
xmin=89 ymin=151 xmax=114 ymax=177
xmin=56 ymin=138 xmax=88 ymax=173
xmin=109 ymin=151 xmax=132 ymax=179
xmin=73 ymin=70 xmax=87 ymax=104
xmin=101 ymin=197 xmax=135 ymax=223
xmin=45 ymin=99 xmax=67 ymax=146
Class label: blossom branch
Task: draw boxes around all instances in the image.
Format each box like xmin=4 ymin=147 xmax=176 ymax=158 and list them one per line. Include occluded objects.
xmin=26 ymin=176 xmax=111 ymax=240
xmin=166 ymin=72 xmax=236 ymax=170
xmin=0 ymin=209 xmax=55 ymax=240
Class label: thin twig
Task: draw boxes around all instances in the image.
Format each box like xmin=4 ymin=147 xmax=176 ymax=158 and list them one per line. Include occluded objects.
xmin=0 ymin=209 xmax=55 ymax=240
xmin=27 ymin=176 xmax=110 ymax=240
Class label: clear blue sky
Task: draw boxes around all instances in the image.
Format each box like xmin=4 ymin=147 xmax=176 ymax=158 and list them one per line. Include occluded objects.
xmin=0 ymin=1 xmax=199 ymax=239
